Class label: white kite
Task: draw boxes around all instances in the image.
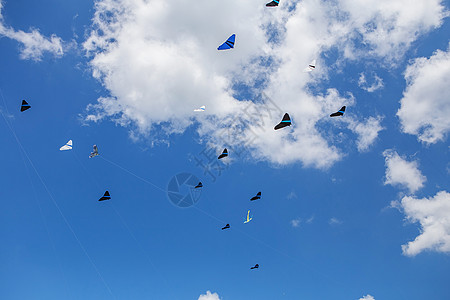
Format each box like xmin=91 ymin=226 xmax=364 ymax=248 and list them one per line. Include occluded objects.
xmin=194 ymin=105 xmax=206 ymax=112
xmin=304 ymin=59 xmax=316 ymax=72
xmin=60 ymin=140 xmax=73 ymax=151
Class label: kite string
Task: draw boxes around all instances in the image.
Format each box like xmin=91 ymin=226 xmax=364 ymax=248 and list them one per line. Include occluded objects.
xmin=99 ymin=155 xmax=166 ymax=193
xmin=99 ymin=154 xmax=343 ymax=284
xmin=17 ymin=141 xmax=72 ymax=299
xmin=73 ymin=152 xmax=175 ymax=297
xmin=0 ymin=102 xmax=115 ymax=299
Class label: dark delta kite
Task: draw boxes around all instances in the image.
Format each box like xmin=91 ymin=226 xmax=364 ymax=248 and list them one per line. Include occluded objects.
xmin=218 ymin=148 xmax=228 ymax=159
xmin=250 ymin=192 xmax=261 ymax=201
xmin=218 ymin=34 xmax=235 ymax=50
xmin=250 ymin=264 xmax=259 ymax=269
xmin=195 ymin=182 xmax=203 ymax=189
xmin=266 ymin=0 xmax=279 ymax=6
xmin=98 ymin=191 xmax=111 ymax=201
xmin=89 ymin=145 xmax=99 ymax=158
xmin=330 ymin=106 xmax=346 ymax=117
xmin=222 ymin=224 xmax=230 ymax=230
xmin=20 ymin=100 xmax=31 ymax=112
xmin=274 ymin=113 xmax=291 ymax=130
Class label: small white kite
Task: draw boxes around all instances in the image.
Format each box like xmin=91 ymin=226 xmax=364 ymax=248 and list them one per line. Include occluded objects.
xmin=194 ymin=105 xmax=206 ymax=112
xmin=60 ymin=140 xmax=73 ymax=151
xmin=304 ymin=59 xmax=316 ymax=72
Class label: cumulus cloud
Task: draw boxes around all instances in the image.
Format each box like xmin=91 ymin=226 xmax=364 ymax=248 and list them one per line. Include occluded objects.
xmin=198 ymin=291 xmax=221 ymax=300
xmin=347 ymin=116 xmax=384 ymax=152
xmin=383 ymin=150 xmax=426 ymax=193
xmin=358 ymin=73 xmax=384 ymax=92
xmin=397 ymin=44 xmax=450 ymax=143
xmin=395 ymin=191 xmax=450 ymax=256
xmin=82 ymin=0 xmax=447 ymax=168
xmin=358 ymin=295 xmax=375 ymax=300
xmin=0 ymin=0 xmax=64 ymax=61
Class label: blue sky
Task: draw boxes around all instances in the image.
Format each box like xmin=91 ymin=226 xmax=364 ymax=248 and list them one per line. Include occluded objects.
xmin=1 ymin=0 xmax=450 ymax=299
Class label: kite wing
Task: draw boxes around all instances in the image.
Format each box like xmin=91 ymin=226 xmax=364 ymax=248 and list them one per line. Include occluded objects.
xmin=250 ymin=192 xmax=261 ymax=201
xmin=274 ymin=113 xmax=291 ymax=130
xmin=60 ymin=140 xmax=73 ymax=151
xmin=195 ymin=182 xmax=203 ymax=189
xmin=218 ymin=34 xmax=235 ymax=50
xmin=20 ymin=100 xmax=31 ymax=112
xmin=222 ymin=224 xmax=230 ymax=230
xmin=218 ymin=148 xmax=228 ymax=159
xmin=251 ymin=264 xmax=259 ymax=269
xmin=330 ymin=106 xmax=346 ymax=117
xmin=194 ymin=105 xmax=206 ymax=112
xmin=98 ymin=191 xmax=111 ymax=201
xmin=266 ymin=0 xmax=279 ymax=6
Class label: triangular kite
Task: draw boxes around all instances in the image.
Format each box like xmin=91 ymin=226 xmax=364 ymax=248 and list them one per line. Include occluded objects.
xmin=20 ymin=100 xmax=31 ymax=112
xmin=98 ymin=191 xmax=111 ymax=201
xmin=218 ymin=34 xmax=236 ymax=50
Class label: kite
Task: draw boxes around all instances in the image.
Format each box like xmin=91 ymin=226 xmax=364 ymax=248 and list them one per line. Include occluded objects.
xmin=218 ymin=34 xmax=235 ymax=50
xmin=266 ymin=0 xmax=279 ymax=6
xmin=195 ymin=182 xmax=203 ymax=189
xmin=304 ymin=59 xmax=316 ymax=72
xmin=274 ymin=113 xmax=291 ymax=130
xmin=218 ymin=148 xmax=228 ymax=159
xmin=59 ymin=140 xmax=73 ymax=151
xmin=244 ymin=210 xmax=253 ymax=224
xmin=89 ymin=145 xmax=99 ymax=158
xmin=98 ymin=191 xmax=111 ymax=201
xmin=20 ymin=100 xmax=31 ymax=112
xmin=194 ymin=106 xmax=206 ymax=112
xmin=250 ymin=264 xmax=259 ymax=269
xmin=330 ymin=106 xmax=346 ymax=117
xmin=222 ymin=224 xmax=230 ymax=230
xmin=250 ymin=192 xmax=261 ymax=201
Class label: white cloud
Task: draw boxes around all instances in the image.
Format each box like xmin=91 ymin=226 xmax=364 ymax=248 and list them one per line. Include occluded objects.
xmin=395 ymin=191 xmax=450 ymax=256
xmin=198 ymin=291 xmax=221 ymax=300
xmin=383 ymin=150 xmax=426 ymax=193
xmin=347 ymin=116 xmax=384 ymax=152
xmin=306 ymin=215 xmax=314 ymax=224
xmin=358 ymin=73 xmax=384 ymax=92
xmin=0 ymin=0 xmax=64 ymax=61
xmin=329 ymin=217 xmax=342 ymax=225
xmin=359 ymin=295 xmax=375 ymax=300
xmin=287 ymin=191 xmax=298 ymax=200
xmin=397 ymin=44 xmax=450 ymax=143
xmin=291 ymin=218 xmax=301 ymax=227
xmin=82 ymin=0 xmax=447 ymax=168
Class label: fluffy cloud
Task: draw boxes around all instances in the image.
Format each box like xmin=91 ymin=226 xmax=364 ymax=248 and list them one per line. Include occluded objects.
xmin=198 ymin=291 xmax=221 ymax=300
xmin=358 ymin=73 xmax=384 ymax=92
xmin=82 ymin=0 xmax=447 ymax=168
xmin=397 ymin=44 xmax=450 ymax=143
xmin=347 ymin=116 xmax=384 ymax=152
xmin=358 ymin=295 xmax=375 ymax=300
xmin=383 ymin=150 xmax=426 ymax=193
xmin=396 ymin=191 xmax=450 ymax=256
xmin=0 ymin=0 xmax=64 ymax=61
